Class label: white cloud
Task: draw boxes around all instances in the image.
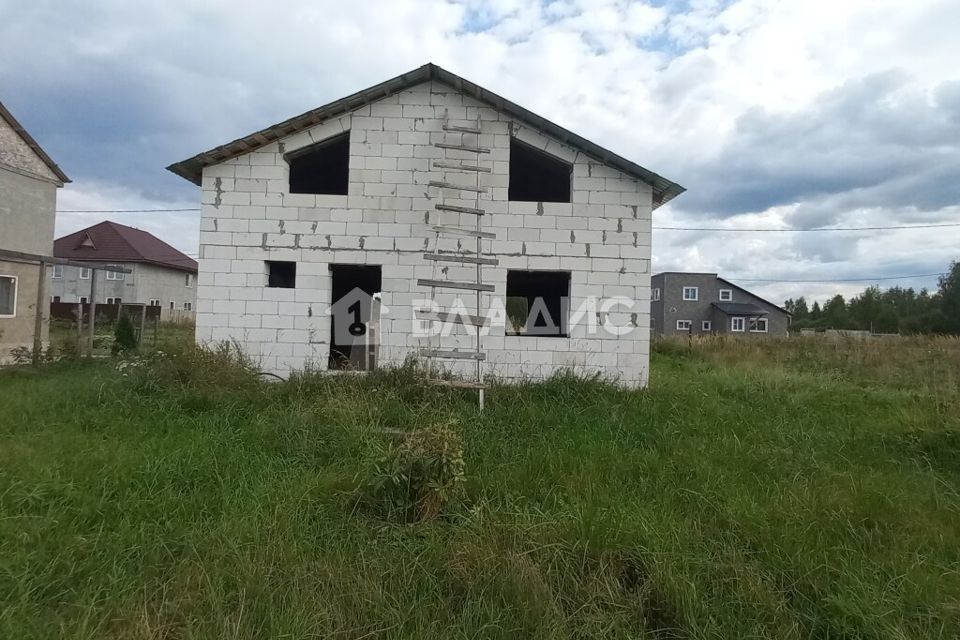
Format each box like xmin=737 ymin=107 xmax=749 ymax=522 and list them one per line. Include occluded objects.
xmin=56 ymin=182 xmax=199 ymax=257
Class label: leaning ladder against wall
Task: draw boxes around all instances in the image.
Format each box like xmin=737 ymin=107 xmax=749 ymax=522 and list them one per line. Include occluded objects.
xmin=416 ymin=110 xmax=497 ymax=410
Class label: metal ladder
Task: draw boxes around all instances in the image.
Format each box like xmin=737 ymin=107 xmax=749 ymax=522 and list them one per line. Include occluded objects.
xmin=416 ymin=112 xmax=497 ymax=410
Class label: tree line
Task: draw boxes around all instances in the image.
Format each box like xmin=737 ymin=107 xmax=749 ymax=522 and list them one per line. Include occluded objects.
xmin=784 ymin=260 xmax=960 ymax=334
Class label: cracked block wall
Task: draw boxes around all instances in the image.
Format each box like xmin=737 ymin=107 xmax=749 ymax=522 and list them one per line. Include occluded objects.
xmin=195 ymin=81 xmax=654 ymax=386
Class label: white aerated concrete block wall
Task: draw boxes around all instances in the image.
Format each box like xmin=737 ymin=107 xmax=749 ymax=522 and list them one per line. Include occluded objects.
xmin=195 ymin=81 xmax=654 ymax=386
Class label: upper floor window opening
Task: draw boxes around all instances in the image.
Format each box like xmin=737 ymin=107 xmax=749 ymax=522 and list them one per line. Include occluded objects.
xmin=508 ymin=137 xmax=571 ymax=203
xmin=286 ymin=132 xmax=350 ymax=195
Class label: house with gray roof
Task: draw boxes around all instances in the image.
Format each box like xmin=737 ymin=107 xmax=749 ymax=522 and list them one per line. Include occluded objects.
xmin=651 ymin=272 xmax=790 ymax=337
xmin=167 ymin=62 xmax=684 ymax=386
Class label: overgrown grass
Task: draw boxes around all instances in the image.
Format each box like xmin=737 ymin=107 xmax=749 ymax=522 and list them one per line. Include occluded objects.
xmin=49 ymin=319 xmax=195 ymax=357
xmin=1 ymin=336 xmax=959 ymax=638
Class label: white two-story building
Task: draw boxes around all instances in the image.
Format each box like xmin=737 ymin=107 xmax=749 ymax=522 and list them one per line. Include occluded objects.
xmin=168 ymin=63 xmax=683 ymax=386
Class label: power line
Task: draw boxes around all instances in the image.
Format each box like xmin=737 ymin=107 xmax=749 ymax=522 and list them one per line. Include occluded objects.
xmin=56 ymin=208 xmax=960 ymax=232
xmin=53 ymin=211 xmax=949 ymax=283
xmin=654 ymin=223 xmax=960 ymax=232
xmin=731 ymin=273 xmax=946 ymax=283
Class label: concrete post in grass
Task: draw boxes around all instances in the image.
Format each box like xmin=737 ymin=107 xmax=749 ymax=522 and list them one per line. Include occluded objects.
xmin=139 ymin=303 xmax=147 ymax=345
xmin=32 ymin=261 xmax=46 ymax=364
xmin=76 ymin=300 xmax=83 ymax=353
xmin=87 ymin=269 xmax=97 ymax=357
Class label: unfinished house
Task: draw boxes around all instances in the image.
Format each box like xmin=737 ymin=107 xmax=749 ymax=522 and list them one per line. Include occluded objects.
xmin=168 ymin=63 xmax=684 ymax=386
xmin=651 ymin=272 xmax=791 ymax=337
xmin=0 ymin=101 xmax=70 ymax=362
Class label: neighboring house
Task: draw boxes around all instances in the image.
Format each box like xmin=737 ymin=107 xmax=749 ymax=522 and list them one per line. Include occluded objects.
xmin=650 ymin=272 xmax=791 ymax=337
xmin=167 ymin=63 xmax=684 ymax=384
xmin=0 ymin=101 xmax=70 ymax=360
xmin=52 ymin=221 xmax=198 ymax=313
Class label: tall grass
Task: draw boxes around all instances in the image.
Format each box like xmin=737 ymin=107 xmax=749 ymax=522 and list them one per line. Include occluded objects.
xmin=655 ymin=333 xmax=960 ymax=393
xmin=0 ymin=337 xmax=958 ymax=638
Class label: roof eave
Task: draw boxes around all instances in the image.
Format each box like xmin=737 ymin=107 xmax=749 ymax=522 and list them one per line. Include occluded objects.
xmin=715 ymin=277 xmax=791 ymax=316
xmin=166 ymin=64 xmax=436 ymax=186
xmin=166 ymin=63 xmax=684 ymax=206
xmin=0 ymin=102 xmax=71 ymax=184
xmin=51 ymin=254 xmax=198 ymax=273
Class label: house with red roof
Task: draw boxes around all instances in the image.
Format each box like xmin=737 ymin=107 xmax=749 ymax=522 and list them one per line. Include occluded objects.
xmin=51 ymin=221 xmax=198 ymax=314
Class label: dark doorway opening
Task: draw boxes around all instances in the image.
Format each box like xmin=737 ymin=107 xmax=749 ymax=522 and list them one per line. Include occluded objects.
xmin=329 ymin=264 xmax=382 ymax=371
xmin=286 ymin=132 xmax=350 ymax=195
xmin=505 ymin=270 xmax=571 ymax=337
xmin=508 ymin=138 xmax=572 ymax=203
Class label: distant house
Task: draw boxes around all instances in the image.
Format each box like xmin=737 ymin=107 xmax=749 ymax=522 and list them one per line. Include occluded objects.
xmin=0 ymin=101 xmax=70 ymax=360
xmin=651 ymin=272 xmax=790 ymax=337
xmin=52 ymin=221 xmax=198 ymax=314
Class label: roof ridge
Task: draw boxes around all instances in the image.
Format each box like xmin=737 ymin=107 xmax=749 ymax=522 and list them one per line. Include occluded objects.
xmin=115 ymin=222 xmax=193 ymax=260
xmin=653 ymin=271 xmax=719 ymax=276
xmin=98 ymin=221 xmax=144 ymax=259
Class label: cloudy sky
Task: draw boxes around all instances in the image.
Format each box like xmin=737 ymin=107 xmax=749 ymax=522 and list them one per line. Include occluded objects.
xmin=3 ymin=0 xmax=958 ymax=304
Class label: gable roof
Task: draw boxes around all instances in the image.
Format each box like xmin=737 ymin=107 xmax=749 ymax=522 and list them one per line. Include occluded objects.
xmin=653 ymin=272 xmax=791 ymax=316
xmin=54 ymin=221 xmax=197 ymax=273
xmin=0 ymin=101 xmax=70 ymax=184
xmin=715 ymin=277 xmax=791 ymax=317
xmin=167 ymin=63 xmax=684 ymax=207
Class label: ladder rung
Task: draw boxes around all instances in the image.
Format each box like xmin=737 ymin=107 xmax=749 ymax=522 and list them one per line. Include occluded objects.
xmin=432 ymin=225 xmax=496 ymax=239
xmin=428 ymin=379 xmax=487 ymax=389
xmin=428 ymin=180 xmax=487 ymax=193
xmin=416 ymin=308 xmax=490 ymax=327
xmin=419 ymin=349 xmax=486 ymax=361
xmin=424 ymin=253 xmax=498 ymax=266
xmin=442 ymin=123 xmax=482 ymax=135
xmin=435 ymin=203 xmax=485 ymax=215
xmin=434 ymin=142 xmax=490 ymax=154
xmin=417 ymin=278 xmax=495 ymax=292
xmin=433 ymin=161 xmax=491 ymax=173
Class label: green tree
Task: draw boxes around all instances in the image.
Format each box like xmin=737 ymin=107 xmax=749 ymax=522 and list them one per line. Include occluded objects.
xmin=784 ymin=297 xmax=810 ymax=320
xmin=938 ymin=261 xmax=960 ymax=334
xmin=848 ymin=286 xmax=883 ymax=331
xmin=873 ymin=306 xmax=900 ymax=334
xmin=822 ymin=294 xmax=849 ymax=329
xmin=810 ymin=301 xmax=822 ymax=320
xmin=797 ymin=261 xmax=957 ymax=334
xmin=112 ymin=313 xmax=138 ymax=355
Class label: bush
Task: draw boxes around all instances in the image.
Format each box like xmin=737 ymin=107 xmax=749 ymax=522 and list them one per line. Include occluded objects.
xmin=8 ymin=346 xmax=33 ymax=365
xmin=111 ymin=314 xmax=138 ymax=355
xmin=119 ymin=340 xmax=261 ymax=394
xmin=360 ymin=421 xmax=466 ymax=523
xmin=9 ymin=344 xmax=61 ymax=365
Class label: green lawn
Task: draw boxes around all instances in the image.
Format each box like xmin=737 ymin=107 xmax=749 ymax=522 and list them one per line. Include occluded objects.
xmin=1 ymin=337 xmax=959 ymax=639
